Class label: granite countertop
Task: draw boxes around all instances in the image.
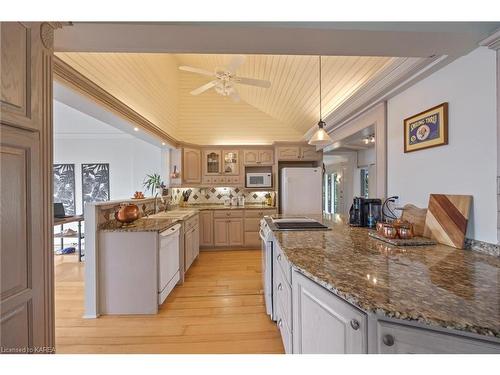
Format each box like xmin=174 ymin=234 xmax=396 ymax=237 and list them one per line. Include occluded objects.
xmin=179 ymin=204 xmax=277 ymax=211
xmin=100 ymin=217 xmax=181 ymax=232
xmin=266 ymin=214 xmax=500 ymax=338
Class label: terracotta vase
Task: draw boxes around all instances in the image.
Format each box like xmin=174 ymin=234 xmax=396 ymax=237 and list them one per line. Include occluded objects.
xmin=115 ymin=203 xmax=140 ymax=224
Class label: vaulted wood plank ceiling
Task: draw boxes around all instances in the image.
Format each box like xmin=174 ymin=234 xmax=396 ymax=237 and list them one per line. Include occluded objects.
xmin=55 ymin=52 xmax=394 ymax=144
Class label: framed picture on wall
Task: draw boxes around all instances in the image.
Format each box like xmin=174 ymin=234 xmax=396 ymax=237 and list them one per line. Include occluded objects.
xmin=53 ymin=164 xmax=76 ymax=215
xmin=404 ymin=102 xmax=448 ymax=153
xmin=81 ymin=163 xmax=110 ymax=211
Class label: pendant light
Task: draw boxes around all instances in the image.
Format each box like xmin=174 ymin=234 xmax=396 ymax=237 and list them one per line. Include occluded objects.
xmin=308 ymin=55 xmax=333 ymax=146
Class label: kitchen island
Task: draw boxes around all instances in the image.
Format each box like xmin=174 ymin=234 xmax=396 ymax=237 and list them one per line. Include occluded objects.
xmin=265 ymin=214 xmax=500 ymax=353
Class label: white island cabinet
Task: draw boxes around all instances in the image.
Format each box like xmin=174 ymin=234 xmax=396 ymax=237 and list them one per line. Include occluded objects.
xmin=99 ymin=224 xmax=181 ymax=314
xmin=292 ymin=270 xmax=367 ymax=354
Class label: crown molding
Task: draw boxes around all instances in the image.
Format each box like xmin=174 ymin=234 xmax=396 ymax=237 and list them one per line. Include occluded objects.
xmin=479 ymin=28 xmax=500 ymax=50
xmin=53 ymin=56 xmax=180 ymax=148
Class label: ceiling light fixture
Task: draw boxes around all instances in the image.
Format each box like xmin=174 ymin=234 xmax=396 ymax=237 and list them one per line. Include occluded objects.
xmin=133 ymin=127 xmax=139 ymax=132
xmin=309 ymin=55 xmax=333 ymax=146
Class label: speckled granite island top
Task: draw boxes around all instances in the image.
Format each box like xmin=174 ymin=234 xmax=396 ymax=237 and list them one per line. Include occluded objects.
xmin=267 ymin=215 xmax=500 ymax=338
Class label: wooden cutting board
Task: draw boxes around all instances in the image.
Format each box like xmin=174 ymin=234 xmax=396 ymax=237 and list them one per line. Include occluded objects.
xmin=423 ymin=194 xmax=472 ymax=249
xmin=400 ymin=204 xmax=427 ymax=236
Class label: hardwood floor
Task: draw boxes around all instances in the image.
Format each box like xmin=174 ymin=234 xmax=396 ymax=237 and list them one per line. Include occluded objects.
xmin=55 ymin=250 xmax=284 ymax=354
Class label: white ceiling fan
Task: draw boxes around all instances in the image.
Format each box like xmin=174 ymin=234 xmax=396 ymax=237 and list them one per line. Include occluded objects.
xmin=178 ymin=55 xmax=271 ymax=102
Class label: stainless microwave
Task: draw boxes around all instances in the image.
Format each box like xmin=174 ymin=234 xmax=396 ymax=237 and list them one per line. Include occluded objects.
xmin=246 ymin=172 xmax=272 ymax=188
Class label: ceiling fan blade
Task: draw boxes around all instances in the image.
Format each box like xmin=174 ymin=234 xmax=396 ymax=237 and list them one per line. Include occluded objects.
xmin=179 ymin=65 xmax=214 ymax=77
xmin=190 ymin=81 xmax=217 ymax=95
xmin=229 ymin=89 xmax=240 ymax=103
xmin=226 ymin=55 xmax=246 ymax=73
xmin=234 ymin=76 xmax=271 ymax=88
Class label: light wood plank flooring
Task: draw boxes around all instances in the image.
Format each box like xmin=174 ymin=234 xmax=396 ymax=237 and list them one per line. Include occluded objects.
xmin=55 ymin=250 xmax=284 ymax=354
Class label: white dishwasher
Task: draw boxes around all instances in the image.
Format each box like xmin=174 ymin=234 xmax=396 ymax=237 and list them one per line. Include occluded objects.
xmin=158 ymin=224 xmax=181 ymax=305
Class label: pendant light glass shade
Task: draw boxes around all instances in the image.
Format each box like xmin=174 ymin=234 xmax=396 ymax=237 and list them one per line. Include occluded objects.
xmin=309 ymin=56 xmax=332 ymax=146
xmin=309 ymin=120 xmax=332 ymax=146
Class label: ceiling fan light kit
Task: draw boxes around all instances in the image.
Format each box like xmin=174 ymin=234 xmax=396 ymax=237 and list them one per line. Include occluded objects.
xmin=309 ymin=55 xmax=333 ymax=146
xmin=179 ymin=55 xmax=271 ymax=103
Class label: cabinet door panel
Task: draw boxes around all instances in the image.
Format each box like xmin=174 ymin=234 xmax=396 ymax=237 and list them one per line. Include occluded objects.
xmin=277 ymin=146 xmax=300 ymax=160
xmin=376 ymin=321 xmax=500 ymax=354
xmin=228 ymin=219 xmax=244 ymax=246
xmin=183 ymin=148 xmax=201 ymax=184
xmin=292 ymin=270 xmax=367 ymax=354
xmin=213 ymin=219 xmax=229 ymax=247
xmin=258 ymin=150 xmax=274 ymax=165
xmin=199 ymin=211 xmax=213 ymax=247
xmin=203 ymin=149 xmax=222 ymax=175
xmin=301 ymin=146 xmax=321 ymax=161
xmin=184 ymin=229 xmax=194 ymax=271
xmin=222 ymin=149 xmax=240 ymax=175
xmin=243 ymin=150 xmax=259 ymax=165
xmin=192 ymin=226 xmax=200 ymax=261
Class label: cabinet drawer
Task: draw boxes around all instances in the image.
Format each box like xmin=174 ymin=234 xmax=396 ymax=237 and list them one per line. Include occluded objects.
xmin=244 ymin=209 xmax=277 ymax=218
xmin=275 ymin=243 xmax=291 ymax=285
xmin=276 ymin=300 xmax=293 ymax=354
xmin=376 ymin=321 xmax=500 ymax=354
xmin=213 ymin=210 xmax=244 ymax=218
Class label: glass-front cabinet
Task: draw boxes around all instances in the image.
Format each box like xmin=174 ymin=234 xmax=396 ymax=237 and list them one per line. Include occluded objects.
xmin=204 ymin=150 xmax=221 ymax=175
xmin=222 ymin=150 xmax=240 ymax=175
xmin=203 ymin=149 xmax=240 ymax=176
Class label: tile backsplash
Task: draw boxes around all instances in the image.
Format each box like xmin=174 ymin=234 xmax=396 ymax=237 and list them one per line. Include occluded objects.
xmin=171 ymin=187 xmax=275 ymax=205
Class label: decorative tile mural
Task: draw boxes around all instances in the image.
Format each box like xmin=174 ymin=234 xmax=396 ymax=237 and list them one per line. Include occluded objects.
xmin=171 ymin=187 xmax=273 ymax=205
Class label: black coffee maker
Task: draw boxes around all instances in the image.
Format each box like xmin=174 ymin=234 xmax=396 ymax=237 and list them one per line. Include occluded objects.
xmin=349 ymin=197 xmax=382 ymax=228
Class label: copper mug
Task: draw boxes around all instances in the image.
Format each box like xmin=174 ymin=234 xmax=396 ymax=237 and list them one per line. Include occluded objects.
xmin=397 ymin=224 xmax=414 ymax=240
xmin=382 ymin=225 xmax=398 ymax=239
xmin=115 ymin=203 xmax=140 ymax=224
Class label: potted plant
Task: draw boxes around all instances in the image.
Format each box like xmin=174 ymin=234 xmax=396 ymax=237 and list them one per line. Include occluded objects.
xmin=143 ymin=173 xmax=163 ymax=197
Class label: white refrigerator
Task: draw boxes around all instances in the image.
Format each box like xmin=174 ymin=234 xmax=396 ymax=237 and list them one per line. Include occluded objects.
xmin=280 ymin=167 xmax=323 ymax=216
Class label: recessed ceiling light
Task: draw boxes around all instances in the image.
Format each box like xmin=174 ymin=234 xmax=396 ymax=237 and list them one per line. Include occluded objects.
xmin=162 ymin=142 xmax=166 ymax=146
xmin=133 ymin=127 xmax=139 ymax=132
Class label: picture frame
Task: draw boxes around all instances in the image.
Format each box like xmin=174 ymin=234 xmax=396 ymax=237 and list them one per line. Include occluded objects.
xmin=404 ymin=102 xmax=448 ymax=153
xmin=53 ymin=164 xmax=76 ymax=215
xmin=81 ymin=163 xmax=110 ymax=211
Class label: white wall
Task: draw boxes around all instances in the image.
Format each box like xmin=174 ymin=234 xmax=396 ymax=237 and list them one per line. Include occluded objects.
xmin=387 ymin=47 xmax=497 ymax=243
xmin=54 ymin=101 xmax=164 ymax=215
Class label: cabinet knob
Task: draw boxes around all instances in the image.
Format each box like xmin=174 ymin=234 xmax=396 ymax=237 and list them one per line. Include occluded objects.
xmin=350 ymin=319 xmax=360 ymax=330
xmin=277 ymin=254 xmax=282 ymax=261
xmin=278 ymin=319 xmax=283 ymax=328
xmin=278 ymin=283 xmax=283 ymax=291
xmin=226 ymin=212 xmax=230 ymax=216
xmin=382 ymin=334 xmax=395 ymax=346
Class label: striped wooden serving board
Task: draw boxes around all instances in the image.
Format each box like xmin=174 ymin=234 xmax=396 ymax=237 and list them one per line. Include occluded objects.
xmin=423 ymin=194 xmax=472 ymax=249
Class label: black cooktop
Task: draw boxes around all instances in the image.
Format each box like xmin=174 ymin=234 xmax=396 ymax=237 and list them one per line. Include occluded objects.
xmin=274 ymin=221 xmax=329 ymax=230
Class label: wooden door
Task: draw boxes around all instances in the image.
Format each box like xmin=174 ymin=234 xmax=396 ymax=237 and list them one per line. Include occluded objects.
xmin=243 ymin=150 xmax=259 ymax=165
xmin=213 ymin=219 xmax=229 ymax=247
xmin=277 ymin=146 xmax=300 ymax=160
xmin=292 ymin=270 xmax=367 ymax=354
xmin=199 ymin=211 xmax=213 ymax=247
xmin=182 ymin=148 xmax=201 ymax=184
xmin=259 ymin=150 xmax=274 ymax=165
xmin=1 ymin=22 xmax=55 ymax=352
xmin=228 ymin=219 xmax=244 ymax=246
